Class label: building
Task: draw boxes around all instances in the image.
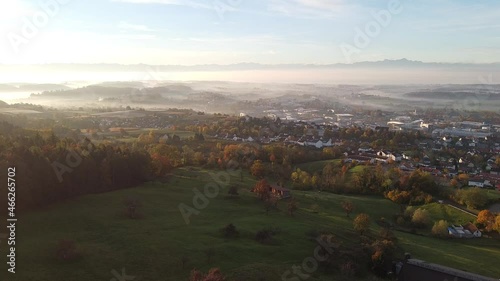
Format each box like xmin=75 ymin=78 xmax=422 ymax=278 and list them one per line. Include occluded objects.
xmin=269 ymin=185 xmax=291 ymax=199
xmin=463 ymin=222 xmax=482 ymax=238
xmin=448 ymin=224 xmax=481 ymax=239
xmin=469 ymin=179 xmax=486 ymax=188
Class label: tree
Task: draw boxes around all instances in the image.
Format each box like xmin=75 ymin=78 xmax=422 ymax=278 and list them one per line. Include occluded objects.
xmin=253 ymin=179 xmax=270 ymax=201
xmin=456 ymin=188 xmax=488 ymax=209
xmin=477 ymin=210 xmax=496 ymax=232
xmin=353 ymin=213 xmax=370 ymax=235
xmin=123 ymin=197 xmax=142 ymax=219
xmin=411 ymin=208 xmax=430 ymax=228
xmin=431 ymin=220 xmax=450 ymax=238
xmin=341 ymin=200 xmax=355 ymax=217
xmin=250 ymin=160 xmax=265 ymax=178
xmin=264 ymin=196 xmax=279 ymax=215
xmin=190 ymin=268 xmax=226 ymax=281
xmin=458 ymin=173 xmax=469 ymax=182
xmin=494 ymin=215 xmax=500 ymax=234
xmin=227 ymin=185 xmax=239 ymax=196
xmin=221 ymin=223 xmax=239 ymax=238
xmin=288 ymin=199 xmax=298 ymax=216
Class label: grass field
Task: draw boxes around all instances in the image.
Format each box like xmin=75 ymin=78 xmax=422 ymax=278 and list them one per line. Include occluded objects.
xmin=294 ymin=159 xmax=342 ymax=173
xmin=406 ymin=203 xmax=477 ymax=227
xmin=1 ymin=167 xmax=499 ymax=281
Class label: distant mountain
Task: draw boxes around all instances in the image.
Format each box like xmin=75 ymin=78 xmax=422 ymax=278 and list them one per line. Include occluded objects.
xmin=0 ymin=100 xmax=9 ymax=108
xmin=0 ymin=83 xmax=71 ymax=92
xmin=2 ymin=59 xmax=499 ymax=72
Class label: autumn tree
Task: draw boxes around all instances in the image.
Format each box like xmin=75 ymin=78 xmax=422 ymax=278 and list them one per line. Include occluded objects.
xmin=264 ymin=196 xmax=279 ymax=215
xmin=190 ymin=268 xmax=226 ymax=281
xmin=353 ymin=213 xmax=370 ymax=235
xmin=457 ymin=173 xmax=469 ymax=182
xmin=477 ymin=210 xmax=496 ymax=232
xmin=341 ymin=200 xmax=355 ymax=217
xmin=411 ymin=208 xmax=430 ymax=228
xmin=250 ymin=160 xmax=265 ymax=178
xmin=494 ymin=215 xmax=500 ymax=234
xmin=431 ymin=220 xmax=450 ymax=238
xmin=456 ymin=188 xmax=488 ymax=209
xmin=253 ymin=179 xmax=270 ymax=201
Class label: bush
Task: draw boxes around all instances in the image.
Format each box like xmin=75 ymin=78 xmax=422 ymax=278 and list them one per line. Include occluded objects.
xmin=411 ymin=208 xmax=430 ymax=228
xmin=379 ymin=228 xmax=397 ymax=242
xmin=227 ymin=185 xmax=239 ymax=196
xmin=123 ymin=197 xmax=143 ymax=219
xmin=221 ymin=223 xmax=239 ymax=238
xmin=455 ymin=188 xmax=488 ymax=209
xmin=255 ymin=230 xmax=273 ymax=244
xmin=353 ymin=213 xmax=371 ymax=235
xmin=431 ymin=220 xmax=449 ymax=238
xmin=255 ymin=227 xmax=281 ymax=244
xmin=190 ymin=268 xmax=227 ymax=281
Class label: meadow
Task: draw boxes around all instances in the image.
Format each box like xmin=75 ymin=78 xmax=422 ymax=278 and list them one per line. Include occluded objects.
xmin=1 ymin=167 xmax=499 ymax=281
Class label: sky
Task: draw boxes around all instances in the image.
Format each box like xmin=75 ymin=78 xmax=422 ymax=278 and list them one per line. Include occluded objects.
xmin=1 ymin=0 xmax=500 ymax=65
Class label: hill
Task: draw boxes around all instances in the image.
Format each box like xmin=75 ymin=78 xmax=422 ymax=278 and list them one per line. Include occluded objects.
xmin=0 ymin=168 xmax=498 ymax=281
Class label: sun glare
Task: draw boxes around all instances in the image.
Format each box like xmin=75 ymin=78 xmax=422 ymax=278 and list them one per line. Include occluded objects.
xmin=0 ymin=1 xmax=27 ymax=20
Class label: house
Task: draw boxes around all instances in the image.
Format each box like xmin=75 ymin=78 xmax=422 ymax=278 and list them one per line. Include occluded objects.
xmin=397 ymin=258 xmax=498 ymax=281
xmin=468 ymin=179 xmax=485 ymax=188
xmin=269 ymin=184 xmax=291 ymax=199
xmin=448 ymin=225 xmax=466 ymax=238
xmin=463 ymin=222 xmax=482 ymax=238
xmin=448 ymin=224 xmax=479 ymax=239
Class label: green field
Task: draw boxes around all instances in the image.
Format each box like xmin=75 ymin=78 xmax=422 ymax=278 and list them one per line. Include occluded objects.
xmin=406 ymin=203 xmax=477 ymax=227
xmin=295 ymin=159 xmax=342 ymax=173
xmin=1 ymin=168 xmax=499 ymax=281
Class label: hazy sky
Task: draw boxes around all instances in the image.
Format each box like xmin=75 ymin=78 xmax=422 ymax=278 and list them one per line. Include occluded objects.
xmin=1 ymin=0 xmax=500 ymax=65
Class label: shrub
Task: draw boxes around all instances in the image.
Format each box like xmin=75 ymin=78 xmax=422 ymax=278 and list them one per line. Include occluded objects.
xmin=411 ymin=208 xmax=430 ymax=228
xmin=221 ymin=223 xmax=239 ymax=238
xmin=190 ymin=268 xmax=226 ymax=281
xmin=396 ymin=216 xmax=406 ymax=226
xmin=123 ymin=197 xmax=143 ymax=219
xmin=255 ymin=227 xmax=280 ymax=244
xmin=353 ymin=213 xmax=371 ymax=235
xmin=227 ymin=185 xmax=239 ymax=196
xmin=431 ymin=220 xmax=449 ymax=238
